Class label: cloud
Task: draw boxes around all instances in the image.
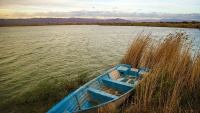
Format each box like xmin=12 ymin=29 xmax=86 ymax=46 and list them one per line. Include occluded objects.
xmin=1 ymin=0 xmax=200 ymax=13
xmin=8 ymin=10 xmax=200 ymax=21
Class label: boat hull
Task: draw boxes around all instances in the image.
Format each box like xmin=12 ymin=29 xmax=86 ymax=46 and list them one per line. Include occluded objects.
xmin=47 ymin=64 xmax=149 ymax=113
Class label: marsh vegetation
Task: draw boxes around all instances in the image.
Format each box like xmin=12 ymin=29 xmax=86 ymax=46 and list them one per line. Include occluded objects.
xmin=120 ymin=32 xmax=200 ymax=113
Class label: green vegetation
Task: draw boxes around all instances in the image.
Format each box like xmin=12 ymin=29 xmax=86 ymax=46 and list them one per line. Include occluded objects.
xmin=0 ymin=72 xmax=95 ymax=113
xmin=120 ymin=32 xmax=200 ymax=112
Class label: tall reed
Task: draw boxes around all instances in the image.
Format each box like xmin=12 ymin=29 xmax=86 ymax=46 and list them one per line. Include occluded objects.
xmin=121 ymin=32 xmax=200 ymax=113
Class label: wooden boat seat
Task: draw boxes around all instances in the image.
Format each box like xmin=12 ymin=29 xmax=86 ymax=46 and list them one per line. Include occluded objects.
xmin=102 ymin=78 xmax=133 ymax=93
xmin=87 ymin=88 xmax=118 ymax=103
xmin=131 ymin=68 xmax=138 ymax=72
xmin=109 ymin=70 xmax=121 ymax=80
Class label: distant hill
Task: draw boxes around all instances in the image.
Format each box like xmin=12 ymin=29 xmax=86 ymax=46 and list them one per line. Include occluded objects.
xmin=0 ymin=18 xmax=131 ymax=25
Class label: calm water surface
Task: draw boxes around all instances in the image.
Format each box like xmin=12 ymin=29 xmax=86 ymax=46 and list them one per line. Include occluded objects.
xmin=0 ymin=25 xmax=200 ymax=104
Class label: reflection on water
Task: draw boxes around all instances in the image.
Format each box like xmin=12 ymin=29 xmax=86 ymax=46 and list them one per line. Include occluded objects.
xmin=0 ymin=25 xmax=199 ymax=103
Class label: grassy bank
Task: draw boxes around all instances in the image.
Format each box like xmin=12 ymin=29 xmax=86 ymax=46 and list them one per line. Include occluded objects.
xmin=99 ymin=22 xmax=200 ymax=28
xmin=0 ymin=72 xmax=95 ymax=113
xmin=121 ymin=32 xmax=200 ymax=112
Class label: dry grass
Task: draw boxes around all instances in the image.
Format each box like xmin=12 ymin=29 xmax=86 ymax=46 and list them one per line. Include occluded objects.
xmin=98 ymin=22 xmax=200 ymax=28
xmin=120 ymin=32 xmax=200 ymax=113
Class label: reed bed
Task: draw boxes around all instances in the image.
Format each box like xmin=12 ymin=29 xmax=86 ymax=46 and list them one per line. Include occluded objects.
xmin=121 ymin=32 xmax=200 ymax=113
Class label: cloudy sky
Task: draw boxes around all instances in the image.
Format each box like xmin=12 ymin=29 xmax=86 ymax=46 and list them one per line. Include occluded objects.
xmin=0 ymin=0 xmax=200 ymax=20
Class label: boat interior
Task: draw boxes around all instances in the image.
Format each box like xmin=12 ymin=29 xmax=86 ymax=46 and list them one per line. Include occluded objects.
xmin=49 ymin=65 xmax=149 ymax=113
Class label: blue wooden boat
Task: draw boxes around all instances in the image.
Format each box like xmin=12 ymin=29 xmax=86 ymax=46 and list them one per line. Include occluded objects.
xmin=47 ymin=64 xmax=150 ymax=113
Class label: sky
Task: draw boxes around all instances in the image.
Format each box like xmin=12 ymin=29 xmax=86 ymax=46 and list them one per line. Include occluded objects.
xmin=0 ymin=0 xmax=200 ymax=20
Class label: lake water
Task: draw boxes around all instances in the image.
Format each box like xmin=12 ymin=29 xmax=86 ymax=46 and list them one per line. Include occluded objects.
xmin=0 ymin=25 xmax=200 ymax=104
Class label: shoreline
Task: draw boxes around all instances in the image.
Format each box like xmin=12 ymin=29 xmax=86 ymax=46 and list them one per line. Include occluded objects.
xmin=0 ymin=22 xmax=200 ymax=29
